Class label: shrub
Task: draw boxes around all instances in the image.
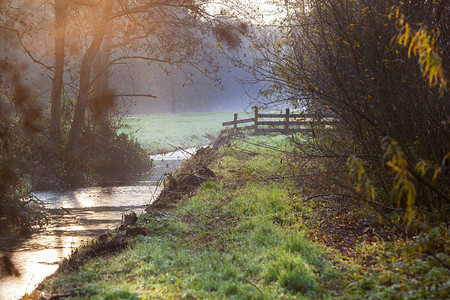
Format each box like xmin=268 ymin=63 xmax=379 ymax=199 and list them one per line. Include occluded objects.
xmin=0 ymin=180 xmax=48 ymax=235
xmin=247 ymin=0 xmax=449 ymax=224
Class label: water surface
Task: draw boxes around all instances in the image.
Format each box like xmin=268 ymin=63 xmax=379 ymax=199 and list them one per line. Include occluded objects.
xmin=0 ymin=148 xmax=193 ymax=300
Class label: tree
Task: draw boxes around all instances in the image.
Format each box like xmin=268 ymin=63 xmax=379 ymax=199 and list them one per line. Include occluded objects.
xmin=229 ymin=0 xmax=449 ymax=221
xmin=1 ymin=0 xmax=235 ymax=151
xmin=64 ymin=0 xmax=234 ymax=154
xmin=66 ymin=0 xmax=112 ymax=153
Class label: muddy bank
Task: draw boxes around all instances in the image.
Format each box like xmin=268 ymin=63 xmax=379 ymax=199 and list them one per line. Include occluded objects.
xmin=147 ymin=135 xmax=230 ymax=210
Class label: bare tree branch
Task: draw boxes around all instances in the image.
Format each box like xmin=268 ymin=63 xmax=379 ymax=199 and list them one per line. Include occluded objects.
xmin=114 ymin=93 xmax=157 ymax=98
xmin=16 ymin=34 xmax=54 ymax=74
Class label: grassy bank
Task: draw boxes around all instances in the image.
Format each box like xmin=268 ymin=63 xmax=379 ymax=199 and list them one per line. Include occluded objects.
xmin=120 ymin=112 xmax=247 ymax=152
xmin=31 ymin=135 xmax=449 ymax=299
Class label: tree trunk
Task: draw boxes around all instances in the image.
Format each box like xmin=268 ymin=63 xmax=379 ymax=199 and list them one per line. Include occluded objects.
xmin=66 ymin=0 xmax=111 ymax=154
xmin=93 ymin=31 xmax=112 ymax=138
xmin=67 ymin=51 xmax=95 ymax=154
xmin=67 ymin=35 xmax=105 ymax=154
xmin=50 ymin=0 xmax=67 ymax=139
xmin=93 ymin=0 xmax=112 ymax=99
xmin=99 ymin=33 xmax=112 ymax=138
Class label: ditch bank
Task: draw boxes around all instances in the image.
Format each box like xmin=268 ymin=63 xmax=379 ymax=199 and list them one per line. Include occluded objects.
xmin=0 ymin=147 xmax=199 ymax=300
xmin=27 ymin=134 xmax=449 ymax=299
xmin=24 ymin=136 xmax=228 ymax=299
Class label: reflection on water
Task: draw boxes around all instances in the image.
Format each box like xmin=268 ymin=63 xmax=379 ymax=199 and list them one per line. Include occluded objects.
xmin=0 ymin=190 xmax=151 ymax=300
xmin=0 ymin=150 xmax=191 ymax=300
xmin=0 ymin=235 xmax=82 ymax=300
xmin=39 ymin=185 xmax=161 ymax=210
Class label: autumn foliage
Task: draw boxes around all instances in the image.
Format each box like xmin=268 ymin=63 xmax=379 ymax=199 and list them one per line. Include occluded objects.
xmin=247 ymin=0 xmax=449 ymax=226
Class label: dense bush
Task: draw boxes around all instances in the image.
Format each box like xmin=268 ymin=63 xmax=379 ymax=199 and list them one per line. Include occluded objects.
xmin=0 ymin=181 xmax=48 ymax=235
xmin=248 ymin=0 xmax=449 ymax=225
xmin=30 ymin=117 xmax=152 ymax=189
xmin=70 ymin=120 xmax=152 ymax=184
xmin=0 ymin=109 xmax=152 ymax=234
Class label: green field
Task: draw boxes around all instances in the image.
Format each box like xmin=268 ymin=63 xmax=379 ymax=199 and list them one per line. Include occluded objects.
xmin=120 ymin=112 xmax=250 ymax=153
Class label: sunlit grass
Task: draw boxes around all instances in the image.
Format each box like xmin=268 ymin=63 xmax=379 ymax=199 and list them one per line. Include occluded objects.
xmin=42 ymin=135 xmax=340 ymax=299
xmin=120 ymin=112 xmax=250 ymax=152
xmin=36 ymin=135 xmax=450 ymax=299
xmin=52 ymin=182 xmax=337 ymax=298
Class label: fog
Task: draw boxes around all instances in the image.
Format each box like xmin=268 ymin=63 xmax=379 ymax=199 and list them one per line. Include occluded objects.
xmin=111 ymin=58 xmax=258 ymax=114
xmin=2 ymin=46 xmax=261 ymax=117
xmin=0 ymin=0 xmax=279 ymax=117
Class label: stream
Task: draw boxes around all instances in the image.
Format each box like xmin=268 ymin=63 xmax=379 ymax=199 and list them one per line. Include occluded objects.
xmin=0 ymin=149 xmax=194 ymax=300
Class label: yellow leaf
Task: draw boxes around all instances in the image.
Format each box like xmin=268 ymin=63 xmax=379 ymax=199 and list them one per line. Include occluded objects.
xmin=432 ymin=168 xmax=441 ymax=181
xmin=442 ymin=151 xmax=450 ymax=165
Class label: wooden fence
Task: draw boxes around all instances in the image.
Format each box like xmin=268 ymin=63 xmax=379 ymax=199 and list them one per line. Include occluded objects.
xmin=222 ymin=108 xmax=334 ymax=135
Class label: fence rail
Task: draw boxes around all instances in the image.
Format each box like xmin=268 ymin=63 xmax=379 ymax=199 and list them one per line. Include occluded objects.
xmin=222 ymin=108 xmax=334 ymax=135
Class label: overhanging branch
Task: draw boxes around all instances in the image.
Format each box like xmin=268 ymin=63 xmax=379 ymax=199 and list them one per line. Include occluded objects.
xmin=89 ymin=55 xmax=180 ymax=88
xmin=17 ymin=34 xmax=54 ymax=74
xmin=115 ymin=93 xmax=157 ymax=98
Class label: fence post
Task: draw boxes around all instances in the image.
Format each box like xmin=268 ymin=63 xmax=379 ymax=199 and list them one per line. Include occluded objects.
xmin=285 ymin=108 xmax=290 ymax=134
xmin=233 ymin=113 xmax=238 ymax=131
xmin=254 ymin=107 xmax=259 ymax=135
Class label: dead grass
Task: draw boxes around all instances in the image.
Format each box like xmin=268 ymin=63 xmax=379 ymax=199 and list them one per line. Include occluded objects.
xmin=146 ymin=132 xmax=234 ymax=210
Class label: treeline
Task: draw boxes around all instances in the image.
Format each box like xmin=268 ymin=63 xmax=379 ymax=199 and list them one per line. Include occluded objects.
xmin=125 ymin=61 xmax=252 ymax=114
xmin=231 ymin=0 xmax=449 ymax=228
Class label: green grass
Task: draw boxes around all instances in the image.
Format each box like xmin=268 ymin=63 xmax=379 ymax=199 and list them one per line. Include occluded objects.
xmin=34 ymin=135 xmax=450 ymax=299
xmin=37 ymin=135 xmax=341 ymax=299
xmin=120 ymin=112 xmax=249 ymax=152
